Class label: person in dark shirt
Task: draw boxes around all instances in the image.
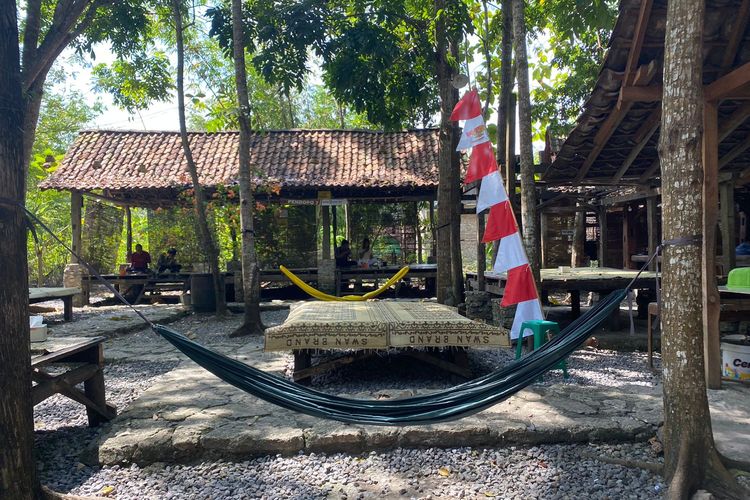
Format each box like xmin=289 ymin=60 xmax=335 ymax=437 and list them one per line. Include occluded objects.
xmin=334 ymin=240 xmax=356 ymax=267
xmin=157 ymin=248 xmax=182 ymax=273
xmin=129 ymin=244 xmax=151 ymax=273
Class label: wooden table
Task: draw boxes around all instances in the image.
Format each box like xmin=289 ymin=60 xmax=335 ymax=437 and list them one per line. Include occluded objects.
xmin=466 ymin=267 xmax=658 ymax=318
xmin=265 ymin=300 xmax=507 ymax=383
xmin=29 ymin=287 xmax=80 ymax=321
xmin=336 ymin=264 xmax=437 ymax=296
xmin=83 ymin=273 xmax=236 ymax=304
xmin=31 ymin=336 xmax=116 ymax=427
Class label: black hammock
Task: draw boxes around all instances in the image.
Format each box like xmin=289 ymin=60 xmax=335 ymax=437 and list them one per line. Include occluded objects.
xmin=153 ymin=289 xmax=626 ymax=425
xmin=13 ymin=198 xmax=631 ymax=426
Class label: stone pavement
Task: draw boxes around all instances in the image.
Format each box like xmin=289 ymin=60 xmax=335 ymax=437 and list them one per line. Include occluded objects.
xmin=84 ymin=334 xmax=665 ymax=466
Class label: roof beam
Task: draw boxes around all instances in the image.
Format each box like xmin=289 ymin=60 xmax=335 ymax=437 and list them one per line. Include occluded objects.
xmin=599 ymin=187 xmax=660 ymax=206
xmin=624 ymin=0 xmax=654 ymax=86
xmin=638 ymin=158 xmax=661 ymax=183
xmin=719 ymin=102 xmax=750 ymax=141
xmin=704 ymin=61 xmax=750 ymax=101
xmin=620 ymin=85 xmax=662 ymax=102
xmin=721 ymin=0 xmax=750 ymax=74
xmin=574 ymin=62 xmax=657 ymax=184
xmin=719 ymin=135 xmax=750 ymax=168
xmin=612 ymin=106 xmax=661 ymax=182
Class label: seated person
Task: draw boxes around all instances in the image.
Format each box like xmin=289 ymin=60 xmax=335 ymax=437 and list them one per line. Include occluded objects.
xmin=128 ymin=243 xmax=151 ymax=273
xmin=358 ymin=237 xmax=375 ymax=267
xmin=157 ymin=248 xmax=182 ymax=273
xmin=334 ymin=239 xmax=356 ymax=267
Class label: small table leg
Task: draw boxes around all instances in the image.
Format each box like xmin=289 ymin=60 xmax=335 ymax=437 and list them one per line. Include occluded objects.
xmin=63 ymin=296 xmax=73 ymax=322
xmin=570 ymin=290 xmax=581 ymax=318
xmin=294 ymin=351 xmax=312 ymax=385
xmin=82 ymin=344 xmax=108 ymax=427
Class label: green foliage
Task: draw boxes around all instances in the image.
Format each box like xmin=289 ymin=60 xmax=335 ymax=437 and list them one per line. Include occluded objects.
xmin=208 ymin=0 xmax=474 ymax=130
xmin=92 ymin=52 xmax=175 ymax=113
xmin=26 ymin=79 xmax=102 ymax=284
xmin=527 ymin=0 xmax=617 ymax=139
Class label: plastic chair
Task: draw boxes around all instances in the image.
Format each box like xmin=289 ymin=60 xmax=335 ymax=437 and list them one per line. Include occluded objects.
xmin=515 ymin=319 xmax=569 ymax=379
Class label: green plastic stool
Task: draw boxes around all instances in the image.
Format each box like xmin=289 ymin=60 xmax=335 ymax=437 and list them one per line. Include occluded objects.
xmin=515 ymin=319 xmax=569 ymax=379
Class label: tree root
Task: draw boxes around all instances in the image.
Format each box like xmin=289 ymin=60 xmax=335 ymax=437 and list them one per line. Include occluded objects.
xmin=578 ymin=451 xmax=663 ymax=473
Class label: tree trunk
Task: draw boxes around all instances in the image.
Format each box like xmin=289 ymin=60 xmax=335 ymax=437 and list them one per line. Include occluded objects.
xmin=571 ymin=207 xmax=585 ymax=267
xmin=512 ymin=0 xmax=541 ymax=283
xmin=172 ymin=0 xmax=226 ymax=315
xmin=659 ymin=0 xmax=743 ymax=497
xmin=0 ymin=2 xmax=38 ymax=498
xmin=230 ymin=0 xmax=264 ymax=336
xmin=434 ymin=0 xmax=459 ymax=304
xmin=496 ymin=0 xmax=513 ymax=165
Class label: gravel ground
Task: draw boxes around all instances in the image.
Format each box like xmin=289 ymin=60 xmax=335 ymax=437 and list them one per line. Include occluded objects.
xmin=32 ymin=307 xmax=678 ymax=499
xmin=56 ymin=444 xmax=666 ymax=499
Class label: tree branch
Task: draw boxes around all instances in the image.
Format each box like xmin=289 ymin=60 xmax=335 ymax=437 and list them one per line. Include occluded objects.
xmin=23 ymin=0 xmax=103 ymax=92
xmin=21 ymin=0 xmax=43 ymax=77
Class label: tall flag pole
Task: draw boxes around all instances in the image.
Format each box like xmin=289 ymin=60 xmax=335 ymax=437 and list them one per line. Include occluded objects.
xmin=451 ymin=89 xmax=543 ymax=339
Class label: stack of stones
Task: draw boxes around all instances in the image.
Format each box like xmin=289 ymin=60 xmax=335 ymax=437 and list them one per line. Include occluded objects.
xmin=464 ymin=291 xmax=493 ymax=322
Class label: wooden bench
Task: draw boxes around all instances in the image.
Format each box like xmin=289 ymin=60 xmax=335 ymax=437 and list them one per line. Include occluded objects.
xmin=31 ymin=336 xmax=116 ymax=427
xmin=29 ymin=287 xmax=80 ymax=321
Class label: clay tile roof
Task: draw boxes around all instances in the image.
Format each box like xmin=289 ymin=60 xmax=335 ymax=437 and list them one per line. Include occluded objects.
xmin=40 ymin=129 xmax=440 ymax=196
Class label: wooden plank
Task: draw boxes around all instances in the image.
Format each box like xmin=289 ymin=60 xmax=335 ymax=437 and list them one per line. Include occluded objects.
xmin=477 ymin=207 xmax=486 ymax=291
xmin=293 ymin=352 xmax=376 ymax=381
xmin=574 ymin=102 xmax=634 ymax=183
xmin=719 ymin=134 xmax=750 ymax=168
xmin=719 ymin=102 xmax=750 ymax=141
xmin=619 ymin=85 xmax=662 ymax=102
xmin=613 ymin=107 xmax=661 ymax=182
xmin=704 ymin=61 xmax=750 ymax=101
xmin=638 ymin=158 xmax=661 ymax=183
xmin=702 ymin=100 xmax=722 ymax=390
xmin=31 ymin=337 xmax=105 ymax=367
xmin=721 ymin=0 xmax=750 ymax=74
xmin=599 ymin=187 xmax=659 ymax=206
xmin=623 ymin=0 xmax=654 ymax=86
xmin=622 ymin=205 xmax=631 ymax=269
xmin=720 ymin=180 xmax=737 ymax=272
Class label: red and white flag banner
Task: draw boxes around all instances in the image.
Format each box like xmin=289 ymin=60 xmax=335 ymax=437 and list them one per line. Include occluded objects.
xmin=451 ymin=88 xmax=542 ymax=339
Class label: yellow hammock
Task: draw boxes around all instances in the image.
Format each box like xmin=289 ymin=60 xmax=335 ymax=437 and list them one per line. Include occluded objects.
xmin=279 ymin=265 xmax=410 ymax=301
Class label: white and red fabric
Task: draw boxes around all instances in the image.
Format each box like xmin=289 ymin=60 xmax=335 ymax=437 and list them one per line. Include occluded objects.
xmin=452 ymin=89 xmax=543 ymax=339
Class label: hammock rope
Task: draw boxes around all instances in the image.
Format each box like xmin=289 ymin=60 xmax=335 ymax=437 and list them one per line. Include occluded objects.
xmin=10 ymin=198 xmax=646 ymax=425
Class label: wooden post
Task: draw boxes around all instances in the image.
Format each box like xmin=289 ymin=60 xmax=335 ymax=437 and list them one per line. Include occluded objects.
xmin=477 ymin=207 xmax=486 ymax=291
xmin=429 ymin=198 xmax=436 ymax=259
xmin=622 ymin=204 xmax=631 ymax=269
xmin=598 ymin=206 xmax=608 ymax=267
xmin=647 ymin=196 xmax=658 ymax=271
xmin=125 ymin=205 xmax=133 ymax=260
xmin=539 ymin=212 xmax=548 ymax=268
xmin=332 ymin=204 xmax=338 ymax=248
xmin=571 ymin=205 xmax=586 ymax=267
xmin=720 ymin=180 xmax=736 ymax=273
xmin=321 ymin=204 xmax=331 ymax=260
xmin=344 ymin=201 xmax=351 ymax=241
xmin=702 ymin=100 xmax=721 ymax=390
xmin=71 ymin=191 xmax=82 ymax=263
xmin=416 ymin=201 xmax=423 ymax=264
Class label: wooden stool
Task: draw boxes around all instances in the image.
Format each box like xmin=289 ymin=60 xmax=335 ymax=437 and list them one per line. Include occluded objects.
xmin=647 ymin=302 xmax=659 ymax=368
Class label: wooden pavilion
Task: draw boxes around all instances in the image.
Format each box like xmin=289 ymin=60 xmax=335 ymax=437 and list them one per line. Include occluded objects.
xmin=542 ymin=0 xmax=750 ymax=388
xmin=39 ymin=129 xmax=442 ymax=295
